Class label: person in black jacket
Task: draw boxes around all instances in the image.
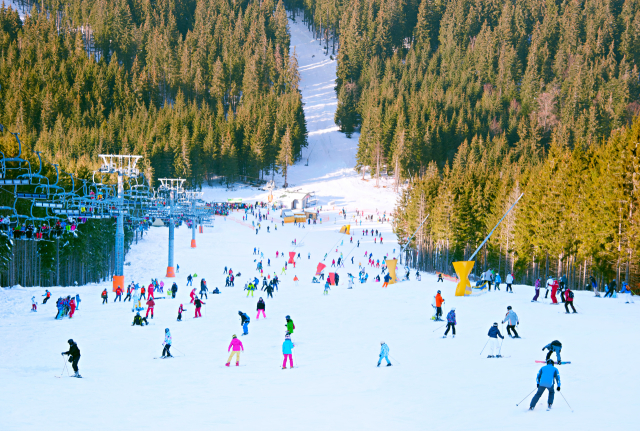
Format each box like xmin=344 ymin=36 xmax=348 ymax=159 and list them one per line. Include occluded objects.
xmin=334 ymin=273 xmax=340 ymax=286
xmin=264 ymin=282 xmax=275 ymax=298
xmin=256 ymin=298 xmax=266 ymax=319
xmin=62 ymin=339 xmax=81 ymax=377
xmin=239 ymin=311 xmax=250 ymax=335
xmin=171 ymin=282 xmax=178 ymax=299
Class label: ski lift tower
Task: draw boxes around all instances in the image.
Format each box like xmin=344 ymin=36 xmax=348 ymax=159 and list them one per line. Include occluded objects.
xmin=158 ymin=178 xmax=185 ymax=277
xmin=98 ymin=154 xmax=143 ymax=292
xmin=184 ymin=190 xmax=203 ymax=248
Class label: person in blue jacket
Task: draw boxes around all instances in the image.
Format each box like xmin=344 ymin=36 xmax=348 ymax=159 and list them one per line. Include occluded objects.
xmin=443 ymin=308 xmax=456 ymax=338
xmin=239 ymin=311 xmax=250 ymax=335
xmin=377 ymin=341 xmax=392 ymax=367
xmin=542 ymin=340 xmax=562 ymax=364
xmin=530 ymin=359 xmax=561 ymax=410
xmin=494 ymin=273 xmax=501 ymax=291
xmin=282 ymin=334 xmax=295 ymax=369
xmin=75 ymin=294 xmax=81 ymax=310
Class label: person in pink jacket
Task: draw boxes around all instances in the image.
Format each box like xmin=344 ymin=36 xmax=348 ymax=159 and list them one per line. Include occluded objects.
xmin=226 ymin=335 xmax=244 ymax=367
xmin=190 ymin=288 xmax=196 ymax=304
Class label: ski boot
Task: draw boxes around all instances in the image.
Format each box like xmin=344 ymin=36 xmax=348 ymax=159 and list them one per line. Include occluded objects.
xmin=386 ymin=363 xmax=392 ymax=366
xmin=73 ymin=371 xmax=82 ymax=378
xmin=377 ymin=363 xmax=380 ymax=367
xmin=548 ymin=404 xmax=552 ymax=409
xmin=487 ymin=355 xmax=495 ymax=358
xmin=225 ymin=363 xmax=230 ymax=367
xmin=496 ymin=355 xmax=502 ymax=358
xmin=236 ymin=362 xmax=240 ymax=367
xmin=529 ymin=407 xmax=534 ymax=410
xmin=442 ymin=335 xmax=447 ymax=338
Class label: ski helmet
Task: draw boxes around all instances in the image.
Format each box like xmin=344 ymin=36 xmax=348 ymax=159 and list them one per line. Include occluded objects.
xmin=493 ymin=322 xmax=498 ymax=327
xmin=232 ymin=334 xmax=237 ymax=338
xmin=285 ymin=334 xmax=291 ymax=339
xmin=547 ymin=359 xmax=554 ymax=365
xmin=507 ymin=306 xmax=512 ymax=310
xmin=165 ymin=328 xmax=169 ymax=332
xmin=286 ymin=315 xmax=290 ymax=319
xmin=68 ymin=339 xmax=74 ymax=344
xmin=437 ymin=290 xmax=441 ymax=294
xmin=380 ymin=341 xmax=385 ymax=345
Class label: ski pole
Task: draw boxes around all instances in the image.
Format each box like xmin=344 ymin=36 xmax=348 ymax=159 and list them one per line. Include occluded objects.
xmin=559 ymin=390 xmax=573 ymax=412
xmin=60 ymin=356 xmax=69 ymax=377
xmin=432 ymin=324 xmax=446 ymax=332
xmin=516 ymin=388 xmax=537 ymax=406
xmin=479 ymin=339 xmax=489 ymax=355
xmin=172 ymin=346 xmax=186 ymax=357
xmin=499 ymin=337 xmax=505 ymax=355
xmin=389 ymin=354 xmax=401 ymax=365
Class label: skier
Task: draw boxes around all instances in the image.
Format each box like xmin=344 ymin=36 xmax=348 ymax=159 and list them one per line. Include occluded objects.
xmin=532 ymin=278 xmax=541 ymax=302
xmin=194 ymin=297 xmax=205 ymax=318
xmin=114 ymin=286 xmax=123 ymax=302
xmin=335 ymin=273 xmax=340 ymax=286
xmin=171 ymin=282 xmax=178 ymax=299
xmin=101 ymin=289 xmax=108 ymax=304
xmin=435 ymin=290 xmax=444 ymax=321
xmin=443 ymin=308 xmax=456 ymax=338
xmin=200 ymin=279 xmax=208 ymax=299
xmin=187 ymin=274 xmax=193 ymax=286
xmin=437 ymin=273 xmax=444 ymax=283
xmin=140 ymin=286 xmax=146 ymax=300
xmin=529 ymin=359 xmax=561 ymax=410
xmin=348 ymin=273 xmax=354 ymax=289
xmin=132 ymin=312 xmax=149 ymax=326
xmin=282 ymin=333 xmax=295 ymax=369
xmin=42 ymin=290 xmax=51 ymax=304
xmin=285 ymin=315 xmax=295 ymax=334
xmin=124 ymin=286 xmax=132 ymax=302
xmin=239 ymin=311 xmax=250 ymax=335
xmin=564 ymin=286 xmax=577 ymax=313
xmin=256 ymin=298 xmax=266 ymax=319
xmin=161 ymin=328 xmax=173 ymax=358
xmin=604 ymin=279 xmax=617 ymax=298
xmin=505 ymin=272 xmax=514 ymax=292
xmin=502 ymin=306 xmax=520 ymax=338
xmin=177 ymin=303 xmax=186 ymax=321
xmin=494 ymin=273 xmax=501 ymax=290
xmin=487 ymin=323 xmax=504 ymax=358
xmin=146 ymin=297 xmax=155 ymax=319
xmin=190 ymin=288 xmax=196 ymax=304
xmin=542 ymin=340 xmax=563 ymax=364
xmin=225 ymin=334 xmax=244 ymax=367
xmin=323 ymin=280 xmax=330 ymax=295
xmin=621 ymin=282 xmax=635 ymax=303
xmin=31 ymin=296 xmax=37 ymax=312
xmin=61 ymin=339 xmax=81 ymax=378
xmin=264 ymin=282 xmax=274 ymax=299
xmin=69 ymin=297 xmax=76 ymax=318
xmin=377 ymin=341 xmax=392 ymax=367
xmin=382 ymin=272 xmax=391 ymax=288
xmin=75 ymin=293 xmax=81 ymax=310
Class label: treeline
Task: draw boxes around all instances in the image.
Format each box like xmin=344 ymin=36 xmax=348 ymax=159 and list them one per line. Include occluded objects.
xmin=394 ymin=118 xmax=639 ymax=289
xmin=0 ymin=0 xmax=307 ymax=188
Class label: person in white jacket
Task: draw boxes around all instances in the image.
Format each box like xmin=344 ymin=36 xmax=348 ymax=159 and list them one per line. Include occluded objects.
xmin=505 ymin=273 xmax=514 ymax=292
xmin=161 ymin=328 xmax=173 ymax=358
xmin=502 ymin=306 xmax=520 ymax=338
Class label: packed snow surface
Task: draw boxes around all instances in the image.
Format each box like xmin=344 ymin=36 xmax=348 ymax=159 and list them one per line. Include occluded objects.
xmin=1 ymin=16 xmax=638 ymax=431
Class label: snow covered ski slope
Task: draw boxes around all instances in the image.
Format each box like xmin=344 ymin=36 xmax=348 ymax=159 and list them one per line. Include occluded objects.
xmin=0 ymin=15 xmax=639 ymax=431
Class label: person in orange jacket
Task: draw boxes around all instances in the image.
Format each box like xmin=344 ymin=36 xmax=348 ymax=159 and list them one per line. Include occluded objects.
xmin=435 ymin=290 xmax=445 ymax=321
xmin=140 ymin=286 xmax=146 ymax=300
xmin=114 ymin=286 xmax=123 ymax=302
xmin=146 ymin=297 xmax=155 ymax=319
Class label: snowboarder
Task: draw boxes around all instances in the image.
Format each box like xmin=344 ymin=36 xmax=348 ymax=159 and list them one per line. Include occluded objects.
xmin=161 ymin=328 xmax=173 ymax=358
xmin=226 ymin=335 xmax=244 ymax=366
xmin=564 ymin=286 xmax=577 ymax=313
xmin=256 ymin=298 xmax=266 ymax=319
xmin=101 ymin=289 xmax=108 ymax=304
xmin=285 ymin=315 xmax=295 ymax=334
xmin=42 ymin=290 xmax=51 ymax=304
xmin=132 ymin=312 xmax=149 ymax=326
xmin=502 ymin=306 xmax=520 ymax=338
xmin=377 ymin=341 xmax=392 ymax=367
xmin=543 ymin=340 xmax=563 ymax=364
xmin=487 ymin=323 xmax=504 ymax=358
xmin=177 ymin=304 xmax=185 ymax=321
xmin=61 ymin=339 xmax=81 ymax=378
xmin=282 ymin=333 xmax=295 ymax=369
xmin=529 ymin=359 xmax=561 ymax=410
xmin=146 ymin=297 xmax=155 ymax=319
xmin=194 ymin=297 xmax=205 ymax=318
xmin=114 ymin=286 xmax=123 ymax=302
xmin=239 ymin=311 xmax=250 ymax=335
xmin=443 ymin=308 xmax=456 ymax=338
xmin=435 ymin=290 xmax=444 ymax=321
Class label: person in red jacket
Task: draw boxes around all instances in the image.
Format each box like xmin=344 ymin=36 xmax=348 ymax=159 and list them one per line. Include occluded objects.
xmin=101 ymin=289 xmax=108 ymax=304
xmin=551 ymin=280 xmax=559 ymax=304
xmin=69 ymin=298 xmax=76 ymax=318
xmin=564 ymin=287 xmax=577 ymax=313
xmin=140 ymin=286 xmax=146 ymax=300
xmin=146 ymin=297 xmax=155 ymax=318
xmin=114 ymin=286 xmax=123 ymax=302
xmin=148 ymin=283 xmax=155 ymax=299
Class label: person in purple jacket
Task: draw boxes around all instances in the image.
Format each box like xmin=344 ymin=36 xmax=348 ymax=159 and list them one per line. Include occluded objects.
xmin=443 ymin=308 xmax=456 ymax=338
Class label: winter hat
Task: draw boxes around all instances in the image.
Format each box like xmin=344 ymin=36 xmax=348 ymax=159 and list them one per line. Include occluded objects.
xmin=493 ymin=322 xmax=498 ymax=327
xmin=286 ymin=315 xmax=290 ymax=319
xmin=547 ymin=359 xmax=554 ymax=365
xmin=285 ymin=334 xmax=291 ymax=339
xmin=165 ymin=328 xmax=169 ymax=332
xmin=232 ymin=334 xmax=237 ymax=338
xmin=507 ymin=306 xmax=512 ymax=310
xmin=68 ymin=339 xmax=74 ymax=344
xmin=451 ymin=308 xmax=456 ymax=311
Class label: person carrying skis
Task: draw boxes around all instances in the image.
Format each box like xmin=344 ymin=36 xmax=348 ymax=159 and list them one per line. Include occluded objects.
xmin=186 ymin=274 xmax=193 ymax=286
xmin=171 ymin=282 xmax=178 ymax=299
xmin=161 ymin=328 xmax=173 ymax=358
xmin=146 ymin=297 xmax=155 ymax=319
xmin=564 ymin=286 xmax=577 ymax=313
xmin=435 ymin=291 xmax=445 ymax=321
xmin=502 ymin=306 xmax=520 ymax=338
xmin=443 ymin=308 xmax=456 ymax=338
xmin=282 ymin=333 xmax=295 ymax=369
xmin=194 ymin=297 xmax=205 ymax=318
xmin=177 ymin=304 xmax=186 ymax=321
xmin=124 ymin=286 xmax=132 ymax=302
xmin=132 ymin=312 xmax=148 ymax=326
xmin=62 ymin=339 xmax=81 ymax=377
xmin=285 ymin=315 xmax=295 ymax=334
xmin=377 ymin=341 xmax=391 ymax=367
xmin=239 ymin=311 xmax=250 ymax=335
xmin=114 ymin=286 xmax=123 ymax=302
xmin=101 ymin=289 xmax=108 ymax=304
xmin=487 ymin=322 xmax=505 ymax=358
xmin=200 ymin=279 xmax=208 ymax=299
xmin=226 ymin=335 xmax=244 ymax=367
xmin=256 ymin=298 xmax=266 ymax=319
xmin=42 ymin=290 xmax=51 ymax=304
xmin=542 ymin=340 xmax=563 ymax=364
xmin=532 ymin=279 xmax=541 ymax=302
xmin=529 ymin=359 xmax=561 ymax=410
xmin=505 ymin=272 xmax=514 ymax=292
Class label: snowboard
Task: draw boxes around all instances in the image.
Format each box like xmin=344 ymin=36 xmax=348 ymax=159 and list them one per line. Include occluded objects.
xmin=535 ymin=360 xmax=571 ymax=364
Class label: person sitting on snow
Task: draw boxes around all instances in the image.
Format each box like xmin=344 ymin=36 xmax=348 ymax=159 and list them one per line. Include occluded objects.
xmin=132 ymin=312 xmax=149 ymax=326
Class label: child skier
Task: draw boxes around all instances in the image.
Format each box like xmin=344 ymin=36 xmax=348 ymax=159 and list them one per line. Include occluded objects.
xmin=487 ymin=323 xmax=504 ymax=358
xmin=285 ymin=315 xmax=295 ymax=334
xmin=132 ymin=312 xmax=149 ymax=326
xmin=161 ymin=328 xmax=173 ymax=358
xmin=529 ymin=359 xmax=561 ymax=410
xmin=502 ymin=306 xmax=520 ymax=338
xmin=31 ymin=296 xmax=37 ymax=312
xmin=377 ymin=341 xmax=392 ymax=367
xmin=256 ymin=298 xmax=266 ymax=319
xmin=443 ymin=308 xmax=456 ymax=338
xmin=282 ymin=333 xmax=295 ymax=369
xmin=542 ymin=340 xmax=563 ymax=364
xmin=226 ymin=334 xmax=244 ymax=366
xmin=61 ymin=339 xmax=81 ymax=378
xmin=194 ymin=297 xmax=205 ymax=318
xmin=114 ymin=286 xmax=123 ymax=302
xmin=324 ymin=280 xmax=330 ymax=295
xmin=177 ymin=304 xmax=185 ymax=321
